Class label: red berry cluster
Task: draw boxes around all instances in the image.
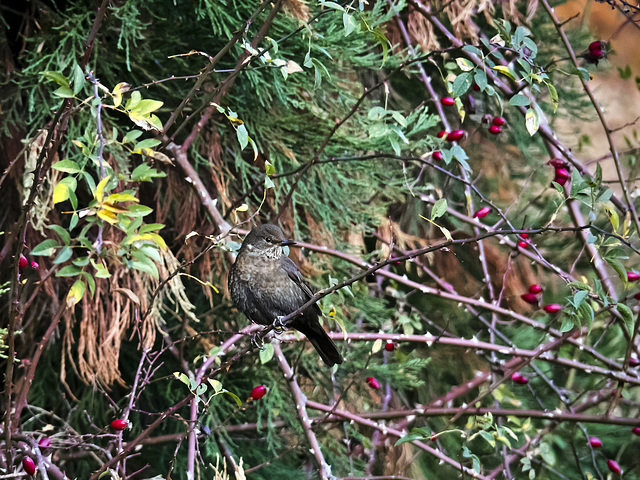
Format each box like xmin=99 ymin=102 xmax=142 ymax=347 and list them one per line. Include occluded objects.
xmin=517 ymin=232 xmax=529 ymax=249
xmin=521 ymin=284 xmax=542 ymax=305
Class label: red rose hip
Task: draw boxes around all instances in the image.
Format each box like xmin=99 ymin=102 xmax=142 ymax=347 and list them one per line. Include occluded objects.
xmin=23 ymin=457 xmax=36 ymax=476
xmin=521 ymin=293 xmax=539 ymax=305
xmin=511 ymin=372 xmax=529 ymax=385
xmin=446 ymin=130 xmax=465 ymax=142
xmin=588 ymin=437 xmax=602 ymax=448
xmin=384 ymin=341 xmax=395 ymax=352
xmin=436 ymin=130 xmax=448 ymax=138
xmin=473 ymin=207 xmax=491 ymax=218
xmin=606 ymin=459 xmax=621 ymax=474
xmin=19 ymin=254 xmax=28 ymax=269
xmin=488 ymin=125 xmax=501 ymax=135
xmin=492 ymin=116 xmax=505 ymax=126
xmin=250 ymin=385 xmax=267 ymax=400
xmin=627 ymin=271 xmax=639 ymax=282
xmin=518 ymin=240 xmax=528 ymax=249
xmin=111 ymin=419 xmax=128 ymax=431
xmin=366 ymin=377 xmax=380 ymax=389
xmin=528 ymin=284 xmax=542 ymax=294
xmin=441 ymin=97 xmax=455 ymax=106
xmin=553 ymin=168 xmax=570 ymax=186
xmin=432 ymin=151 xmax=443 ymax=161
xmin=632 ymin=427 xmax=640 ymax=435
xmin=543 ymin=304 xmax=562 ymax=313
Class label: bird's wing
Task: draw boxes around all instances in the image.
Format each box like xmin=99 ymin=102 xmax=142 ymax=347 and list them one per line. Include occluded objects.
xmin=280 ymin=256 xmax=322 ymax=315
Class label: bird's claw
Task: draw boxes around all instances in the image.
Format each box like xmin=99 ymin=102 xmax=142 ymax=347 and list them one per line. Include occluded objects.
xmin=251 ymin=333 xmax=265 ymax=349
xmin=273 ymin=316 xmax=287 ymax=333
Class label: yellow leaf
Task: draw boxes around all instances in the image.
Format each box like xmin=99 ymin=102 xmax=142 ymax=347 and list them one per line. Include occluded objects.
xmin=97 ymin=209 xmax=118 ymax=224
xmin=101 ymin=202 xmax=130 ymax=214
xmin=123 ymin=233 xmax=155 ymax=245
xmin=371 ymin=338 xmax=382 ymax=354
xmin=492 ymin=65 xmax=517 ymax=81
xmin=525 ymin=108 xmax=539 ymax=136
xmin=95 ymin=175 xmax=110 ymax=203
xmin=604 ymin=203 xmax=619 ymax=232
xmin=53 ymin=181 xmax=70 ymax=204
xmin=66 ymin=280 xmax=86 ymax=308
xmin=456 ymin=58 xmax=474 ymax=72
xmin=105 ymin=193 xmax=139 ymax=203
xmin=148 ymin=233 xmax=167 ymax=250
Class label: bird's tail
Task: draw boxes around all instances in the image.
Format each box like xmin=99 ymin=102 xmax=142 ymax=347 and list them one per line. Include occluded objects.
xmin=295 ymin=321 xmax=343 ymax=367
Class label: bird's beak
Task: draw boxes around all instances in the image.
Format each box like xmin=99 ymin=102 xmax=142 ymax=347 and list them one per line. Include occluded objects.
xmin=280 ymin=239 xmax=296 ymax=246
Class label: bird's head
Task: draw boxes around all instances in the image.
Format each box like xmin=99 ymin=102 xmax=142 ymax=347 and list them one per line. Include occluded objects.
xmin=241 ymin=224 xmax=296 ymax=258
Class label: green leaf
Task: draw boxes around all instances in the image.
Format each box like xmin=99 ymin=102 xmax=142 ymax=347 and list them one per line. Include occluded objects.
xmin=236 ymin=124 xmax=249 ymax=149
xmin=127 ymin=204 xmax=153 ymax=217
xmin=72 ymin=62 xmax=85 ymax=95
xmin=616 ymin=303 xmax=635 ymax=336
xmin=605 ymin=257 xmax=626 ymax=284
xmin=264 ymin=176 xmax=275 ymax=189
xmin=395 ymin=433 xmax=426 ymax=446
xmin=509 ymin=94 xmax=530 ymax=107
xmin=131 ymin=259 xmax=159 ymax=279
xmin=126 ymin=91 xmax=142 ymax=110
xmin=92 ymin=260 xmax=111 ymax=278
xmin=546 ymin=82 xmax=558 ymax=113
xmin=139 ymin=223 xmax=165 ymax=234
xmin=431 ymin=198 xmax=447 ymax=220
xmin=320 ymin=0 xmax=345 ymax=11
xmin=53 ymin=246 xmax=73 ymax=265
xmin=222 ymin=390 xmax=243 ymax=408
xmin=52 ymin=160 xmax=81 ymax=173
xmin=174 ymin=372 xmax=190 ymax=386
xmin=135 ymin=138 xmax=162 ymax=150
xmin=208 ymin=378 xmax=223 ymax=393
xmin=462 ymin=45 xmax=482 ymax=57
xmin=53 ymin=86 xmax=75 ymax=98
xmin=343 ymin=12 xmax=357 ymax=37
xmin=47 ymin=225 xmax=71 ymax=245
xmin=135 ymin=99 xmax=163 ymax=115
xmin=56 ymin=265 xmax=83 ymax=277
xmin=577 ymin=301 xmax=594 ymax=332
xmin=31 ymin=239 xmax=60 ymax=256
xmin=452 ymin=72 xmax=472 ymax=97
xmin=566 ymin=281 xmax=590 ymax=291
xmin=42 ymin=71 xmax=70 ymax=87
xmin=82 ymin=271 xmax=96 ymax=297
xmin=260 ymin=344 xmax=274 ymax=364
xmin=123 ymin=130 xmax=144 ymax=144
xmin=559 ymin=316 xmax=574 ymax=332
xmin=474 ymin=70 xmax=488 ymax=90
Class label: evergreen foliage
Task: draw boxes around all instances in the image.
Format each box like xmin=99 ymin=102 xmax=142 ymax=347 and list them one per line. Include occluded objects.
xmin=2 ymin=0 xmax=640 ymax=478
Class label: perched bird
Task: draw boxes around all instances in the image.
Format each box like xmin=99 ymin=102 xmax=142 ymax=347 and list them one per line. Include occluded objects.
xmin=228 ymin=224 xmax=343 ymax=367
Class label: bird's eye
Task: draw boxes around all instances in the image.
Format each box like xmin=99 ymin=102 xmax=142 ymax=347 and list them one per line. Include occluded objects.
xmin=265 ymin=237 xmax=272 ymax=243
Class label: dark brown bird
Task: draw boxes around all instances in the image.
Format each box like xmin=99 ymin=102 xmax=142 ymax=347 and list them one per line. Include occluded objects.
xmin=228 ymin=224 xmax=343 ymax=367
